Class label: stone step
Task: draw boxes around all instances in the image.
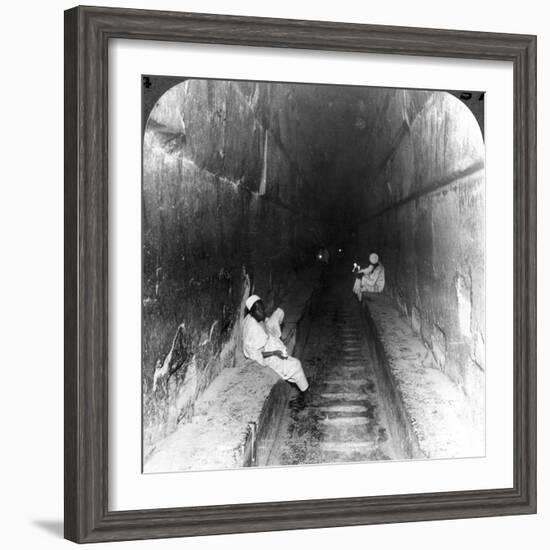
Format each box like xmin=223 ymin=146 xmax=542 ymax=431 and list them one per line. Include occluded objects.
xmin=318 ymin=411 xmax=370 ymax=421
xmin=329 ymin=365 xmax=365 ymax=371
xmin=312 ymin=398 xmax=368 ymax=408
xmin=319 ymin=415 xmax=368 ymax=425
xmin=320 ymin=392 xmax=367 ymax=401
xmin=319 ymin=441 xmax=377 ymax=453
xmin=321 ymin=382 xmax=369 ymax=394
xmin=323 ymin=422 xmax=373 ymax=442
xmin=325 ymin=378 xmax=365 ymax=385
xmin=321 ymin=448 xmax=382 ymax=463
xmin=315 ymin=403 xmax=368 ymax=413
xmin=325 ymin=369 xmax=364 ymax=380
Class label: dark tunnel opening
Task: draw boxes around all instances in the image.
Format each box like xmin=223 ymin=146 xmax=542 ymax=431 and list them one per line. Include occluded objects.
xmin=142 ymin=78 xmax=485 ymax=471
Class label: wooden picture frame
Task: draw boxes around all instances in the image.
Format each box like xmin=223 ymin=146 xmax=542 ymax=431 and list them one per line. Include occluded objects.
xmin=64 ymin=5 xmax=537 ymax=543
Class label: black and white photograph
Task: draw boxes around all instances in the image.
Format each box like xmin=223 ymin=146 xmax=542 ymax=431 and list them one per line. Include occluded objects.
xmin=142 ymin=77 xmax=486 ymax=473
xmin=1 ymin=0 xmax=542 ymax=546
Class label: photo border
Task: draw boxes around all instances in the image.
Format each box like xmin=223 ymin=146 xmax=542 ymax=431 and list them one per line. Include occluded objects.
xmin=64 ymin=6 xmax=536 ymax=543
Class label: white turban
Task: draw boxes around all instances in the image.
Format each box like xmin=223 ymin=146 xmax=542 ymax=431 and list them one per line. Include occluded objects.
xmin=369 ymin=253 xmax=379 ymax=264
xmin=245 ymin=294 xmax=261 ymax=311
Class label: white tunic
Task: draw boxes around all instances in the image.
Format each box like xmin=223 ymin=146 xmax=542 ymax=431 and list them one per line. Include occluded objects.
xmin=242 ymin=313 xmax=309 ymax=391
xmin=352 ymin=263 xmax=385 ymax=299
xmin=361 ymin=263 xmax=385 ymax=293
xmin=242 ymin=314 xmax=268 ymax=366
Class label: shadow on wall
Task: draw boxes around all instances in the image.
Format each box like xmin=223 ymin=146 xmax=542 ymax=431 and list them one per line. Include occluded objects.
xmin=357 ymin=90 xmax=485 ymax=427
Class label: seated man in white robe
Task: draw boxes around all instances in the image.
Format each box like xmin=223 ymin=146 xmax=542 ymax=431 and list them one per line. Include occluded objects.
xmin=242 ymin=295 xmax=309 ymax=408
xmin=352 ymin=252 xmax=385 ymax=301
xmin=264 ymin=307 xmax=286 ymax=350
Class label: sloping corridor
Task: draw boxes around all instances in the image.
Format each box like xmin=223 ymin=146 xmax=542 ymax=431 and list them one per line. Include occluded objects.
xmin=142 ymin=78 xmax=486 ymax=470
xmin=268 ymin=265 xmax=397 ymax=465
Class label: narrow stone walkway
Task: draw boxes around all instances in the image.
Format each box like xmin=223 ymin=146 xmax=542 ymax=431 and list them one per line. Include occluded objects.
xmin=268 ymin=270 xmax=396 ymax=466
xmin=144 ymin=268 xmax=321 ymax=473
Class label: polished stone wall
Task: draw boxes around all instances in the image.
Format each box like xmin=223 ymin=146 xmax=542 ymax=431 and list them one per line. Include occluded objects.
xmin=357 ymin=90 xmax=485 ymax=420
xmin=142 ymin=80 xmax=326 ymax=454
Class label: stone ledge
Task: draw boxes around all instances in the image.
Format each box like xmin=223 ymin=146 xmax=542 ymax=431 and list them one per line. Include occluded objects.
xmin=364 ymin=293 xmax=484 ymax=459
xmin=144 ymin=361 xmax=281 ymax=472
xmin=144 ymin=268 xmax=320 ymax=473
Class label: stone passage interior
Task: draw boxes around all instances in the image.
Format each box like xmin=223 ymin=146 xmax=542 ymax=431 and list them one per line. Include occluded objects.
xmin=266 ymin=270 xmax=401 ymax=466
xmin=142 ymin=79 xmax=485 ymax=465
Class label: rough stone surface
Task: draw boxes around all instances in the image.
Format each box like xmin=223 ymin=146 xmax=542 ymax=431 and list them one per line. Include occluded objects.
xmin=144 ymin=361 xmax=280 ymax=472
xmin=356 ymin=91 xmax=485 ymax=421
xmin=142 ymin=81 xmax=331 ymax=455
xmin=366 ymin=293 xmax=484 ymax=458
xmin=142 ymin=80 xmax=486 ymax=465
xmin=268 ymin=272 xmax=397 ymax=467
xmin=144 ymin=268 xmax=320 ymax=472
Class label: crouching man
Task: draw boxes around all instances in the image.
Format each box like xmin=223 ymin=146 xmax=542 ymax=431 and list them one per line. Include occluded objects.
xmin=352 ymin=252 xmax=385 ymax=302
xmin=242 ymin=295 xmax=309 ymax=409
